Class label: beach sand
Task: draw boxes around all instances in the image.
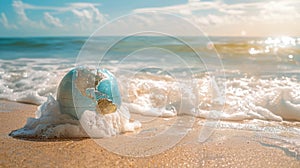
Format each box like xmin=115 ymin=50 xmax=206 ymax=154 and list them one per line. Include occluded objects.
xmin=0 ymin=100 xmax=299 ymax=167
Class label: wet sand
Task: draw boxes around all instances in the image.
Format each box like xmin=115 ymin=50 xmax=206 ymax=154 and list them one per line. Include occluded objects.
xmin=0 ymin=100 xmax=299 ymax=167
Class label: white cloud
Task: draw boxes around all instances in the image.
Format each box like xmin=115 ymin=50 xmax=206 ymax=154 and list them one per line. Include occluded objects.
xmin=10 ymin=0 xmax=107 ymax=34
xmin=10 ymin=2 xmax=101 ymax=13
xmin=132 ymin=0 xmax=300 ymax=36
xmin=70 ymin=3 xmax=106 ymax=30
xmin=12 ymin=0 xmax=30 ymax=22
xmin=12 ymin=1 xmax=46 ymax=29
xmin=72 ymin=9 xmax=93 ymax=21
xmin=259 ymin=1 xmax=300 ymax=22
xmin=44 ymin=12 xmax=63 ymax=27
xmin=89 ymin=4 xmax=106 ymax=23
xmin=133 ymin=0 xmax=251 ymax=28
xmin=133 ymin=0 xmax=244 ymax=16
xmin=133 ymin=1 xmax=300 ymax=24
xmin=0 ymin=13 xmax=17 ymax=29
xmin=68 ymin=3 xmax=99 ymax=9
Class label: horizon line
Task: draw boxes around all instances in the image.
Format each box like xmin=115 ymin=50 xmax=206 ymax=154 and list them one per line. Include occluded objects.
xmin=0 ymin=34 xmax=299 ymax=38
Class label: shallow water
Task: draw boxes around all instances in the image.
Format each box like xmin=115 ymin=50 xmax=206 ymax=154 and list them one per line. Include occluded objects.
xmin=1 ymin=36 xmax=300 ymax=157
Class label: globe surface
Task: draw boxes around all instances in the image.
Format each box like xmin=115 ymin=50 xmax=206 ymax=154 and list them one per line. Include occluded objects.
xmin=57 ymin=67 xmax=122 ymax=119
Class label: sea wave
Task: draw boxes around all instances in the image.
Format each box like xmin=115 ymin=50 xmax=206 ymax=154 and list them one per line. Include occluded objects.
xmin=212 ymin=36 xmax=300 ymax=60
xmin=1 ymin=58 xmax=300 ymax=122
xmin=0 ymin=37 xmax=86 ymax=49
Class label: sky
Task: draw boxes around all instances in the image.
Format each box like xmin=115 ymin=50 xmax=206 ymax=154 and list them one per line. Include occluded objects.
xmin=0 ymin=0 xmax=300 ymax=37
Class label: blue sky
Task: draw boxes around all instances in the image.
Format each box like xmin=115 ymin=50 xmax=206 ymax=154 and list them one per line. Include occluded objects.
xmin=0 ymin=0 xmax=300 ymax=37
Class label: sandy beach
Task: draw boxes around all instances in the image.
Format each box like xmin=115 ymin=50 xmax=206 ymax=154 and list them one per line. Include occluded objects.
xmin=1 ymin=0 xmax=300 ymax=166
xmin=0 ymin=100 xmax=299 ymax=167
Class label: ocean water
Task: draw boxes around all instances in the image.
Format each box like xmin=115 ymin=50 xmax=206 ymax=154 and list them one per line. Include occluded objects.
xmin=1 ymin=36 xmax=300 ymax=157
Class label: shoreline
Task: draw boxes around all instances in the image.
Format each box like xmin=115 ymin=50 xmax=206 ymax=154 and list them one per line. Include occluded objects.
xmin=0 ymin=100 xmax=299 ymax=167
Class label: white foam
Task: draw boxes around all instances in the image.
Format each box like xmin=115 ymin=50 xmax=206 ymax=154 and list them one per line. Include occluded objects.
xmin=119 ymin=74 xmax=300 ymax=122
xmin=221 ymin=78 xmax=300 ymax=121
xmin=125 ymin=103 xmax=177 ymax=117
xmin=2 ymin=58 xmax=300 ymax=133
xmin=16 ymin=91 xmax=47 ymax=105
xmin=10 ymin=96 xmax=141 ymax=138
xmin=80 ymin=106 xmax=141 ymax=138
xmin=0 ymin=58 xmax=73 ymax=105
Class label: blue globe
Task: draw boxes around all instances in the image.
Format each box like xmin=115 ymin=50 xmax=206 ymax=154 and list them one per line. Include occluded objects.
xmin=57 ymin=67 xmax=121 ymax=119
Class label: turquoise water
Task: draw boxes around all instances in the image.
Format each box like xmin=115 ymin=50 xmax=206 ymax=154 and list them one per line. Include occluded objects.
xmin=0 ymin=37 xmax=85 ymax=60
xmin=1 ymin=36 xmax=299 ymax=75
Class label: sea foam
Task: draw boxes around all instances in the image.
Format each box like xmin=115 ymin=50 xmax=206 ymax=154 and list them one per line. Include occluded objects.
xmin=10 ymin=96 xmax=141 ymax=138
xmin=3 ymin=58 xmax=300 ymax=139
xmin=118 ymin=73 xmax=300 ymax=122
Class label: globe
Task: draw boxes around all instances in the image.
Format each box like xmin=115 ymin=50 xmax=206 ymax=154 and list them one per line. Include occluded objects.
xmin=57 ymin=67 xmax=122 ymax=120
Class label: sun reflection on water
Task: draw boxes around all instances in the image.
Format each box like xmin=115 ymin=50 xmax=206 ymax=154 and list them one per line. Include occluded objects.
xmin=247 ymin=36 xmax=299 ymax=60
